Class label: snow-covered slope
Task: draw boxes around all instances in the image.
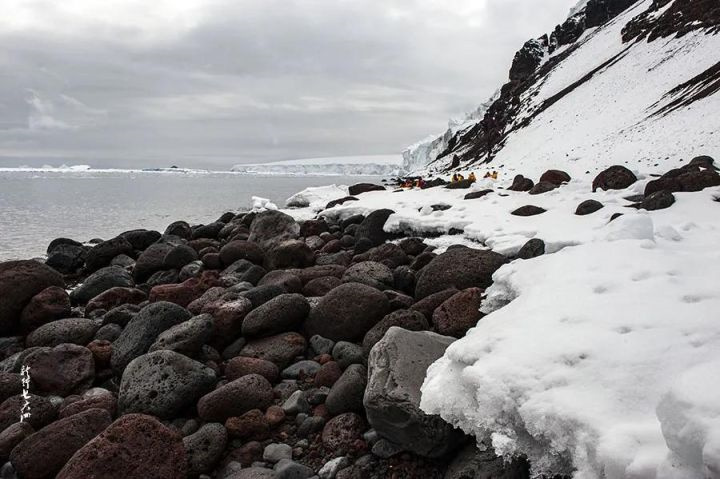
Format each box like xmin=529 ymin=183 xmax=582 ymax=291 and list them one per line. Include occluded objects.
xmin=404 ymin=0 xmax=720 ymax=178
xmin=231 ymin=155 xmax=401 ymax=176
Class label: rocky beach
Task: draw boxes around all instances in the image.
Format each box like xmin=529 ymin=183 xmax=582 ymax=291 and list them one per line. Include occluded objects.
xmin=0 ymin=155 xmax=718 ymax=479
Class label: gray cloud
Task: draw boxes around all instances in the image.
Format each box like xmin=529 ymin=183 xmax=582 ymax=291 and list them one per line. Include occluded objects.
xmin=0 ymin=0 xmax=578 ymax=168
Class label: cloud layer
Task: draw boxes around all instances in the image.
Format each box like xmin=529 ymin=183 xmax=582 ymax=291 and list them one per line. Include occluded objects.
xmin=0 ymin=0 xmax=578 ymax=168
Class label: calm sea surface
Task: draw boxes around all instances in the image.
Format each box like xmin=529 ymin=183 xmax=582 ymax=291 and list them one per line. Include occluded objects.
xmin=0 ymin=170 xmax=379 ymax=261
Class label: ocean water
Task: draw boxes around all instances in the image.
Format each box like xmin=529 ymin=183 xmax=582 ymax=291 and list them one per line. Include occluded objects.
xmin=0 ymin=170 xmax=380 ymax=261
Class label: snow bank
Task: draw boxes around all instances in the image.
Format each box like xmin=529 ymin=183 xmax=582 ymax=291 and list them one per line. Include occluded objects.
xmin=232 ymin=155 xmax=401 ymax=176
xmin=285 ymin=184 xmax=348 ymax=212
xmin=317 ymin=169 xmax=720 ymax=477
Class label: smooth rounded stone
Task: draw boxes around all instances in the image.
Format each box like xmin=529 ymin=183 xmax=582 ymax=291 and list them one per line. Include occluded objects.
xmin=297 ymin=416 xmax=326 ymax=438
xmin=575 ymin=199 xmax=604 ymax=216
xmin=226 ymin=467 xmax=278 ymax=479
xmin=265 ymin=240 xmax=315 ymax=270
xmin=318 ymin=457 xmax=351 ymax=479
xmin=85 ymin=286 xmax=146 ymax=314
xmin=354 ymin=209 xmax=394 ymax=247
xmin=325 ymin=364 xmax=367 ymax=416
xmin=25 ymin=344 xmax=95 ymax=396
xmin=414 ymin=248 xmax=505 ymax=299
xmin=180 ymin=260 xmax=204 ymax=281
xmin=197 ymin=374 xmax=273 ymax=422
xmin=371 ymin=438 xmax=403 ymax=459
xmin=511 ymin=205 xmax=547 ymax=216
xmin=634 ymin=190 xmax=676 ymax=211
xmin=101 ymin=303 xmax=140 ymax=328
xmin=240 ymin=332 xmax=306 ymax=369
xmin=193 ymin=222 xmax=226 ymax=240
xmin=241 ymin=283 xmax=289 ymax=309
xmin=516 ymin=238 xmax=545 ymax=260
xmin=226 ymin=357 xmax=279 ymax=383
xmin=10 ymin=408 xmax=112 ymax=479
xmin=0 ymin=394 xmax=56 ymax=433
xmin=111 ymin=301 xmax=192 ymax=373
xmin=409 ymin=288 xmax=457 ymax=320
xmin=242 ymin=294 xmax=310 ymax=338
xmin=385 ymin=290 xmax=415 ymax=311
xmin=46 ymin=243 xmax=88 ymax=274
xmin=319 ymin=239 xmax=342 ymax=254
xmin=160 ymin=244 xmax=197 ymax=270
xmin=507 ymin=174 xmax=534 ymax=191
xmin=70 ymin=266 xmax=134 ymax=305
xmin=84 ymin=236 xmax=134 ymax=272
xmin=364 ymin=327 xmax=462 ymax=458
xmin=258 ymin=271 xmax=303 ymax=293
xmin=353 ymin=243 xmax=410 ymax=270
xmin=225 ymin=409 xmax=270 ymax=441
xmin=305 ymin=283 xmax=390 ymax=342
xmin=0 ymin=374 xmax=22 ymax=406
xmin=464 ymin=189 xmax=494 ymax=200
xmin=150 ymin=270 xmax=220 ymax=306
xmin=202 ymin=252 xmax=223 ymax=269
xmin=282 ymin=390 xmax=310 ymax=415
xmin=310 ymin=335 xmax=335 ymax=356
xmin=19 ymin=286 xmax=70 ymax=333
xmin=538 ymin=169 xmax=571 ymax=185
xmin=528 ymin=181 xmax=557 ymax=195
xmin=263 ymin=443 xmax=292 ymax=463
xmin=25 ymin=318 xmax=99 ymax=347
xmin=132 ymin=242 xmax=173 ymax=283
xmin=341 ymin=261 xmax=393 ymax=291
xmin=0 ymin=260 xmax=65 ymax=335
xmin=274 ymin=459 xmax=314 ymax=479
xmin=94 ymin=323 xmax=122 ymax=342
xmin=348 ymin=183 xmax=384 ymax=195
xmin=248 ymin=210 xmax=300 ymax=251
xmin=220 ymin=240 xmax=264 ymax=267
xmin=56 ymin=413 xmax=187 ymax=479
xmin=0 ymin=422 xmax=34 ymax=462
xmin=332 ymin=342 xmax=364 ymax=369
xmin=119 ymin=350 xmax=216 ymax=418
xmin=58 ymin=388 xmax=116 ymax=418
xmin=432 ymin=287 xmax=484 ymax=338
xmin=184 ymin=423 xmax=228 ymax=476
xmin=362 ymin=310 xmax=428 ymax=354
xmin=222 ymin=260 xmax=267 ymax=286
xmin=321 ymin=413 xmax=366 ymax=450
xmin=303 ymin=277 xmax=342 ymax=297
xmin=592 ymin=164 xmax=637 ymax=191
xmin=315 ymin=361 xmax=343 ymax=388
xmin=444 ymin=443 xmax=529 ymax=479
xmin=149 ymin=313 xmax=214 ymax=355
xmin=119 ymin=229 xmax=161 ymax=250
xmin=281 ymin=360 xmax=321 ymax=379
xmin=110 ymin=253 xmax=135 ymax=268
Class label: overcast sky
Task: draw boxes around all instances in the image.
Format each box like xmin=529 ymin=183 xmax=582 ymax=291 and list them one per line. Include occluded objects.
xmin=0 ymin=0 xmax=579 ymax=169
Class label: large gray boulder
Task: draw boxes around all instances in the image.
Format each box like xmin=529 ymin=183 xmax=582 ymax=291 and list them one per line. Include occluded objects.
xmin=111 ymin=301 xmax=192 ymax=373
xmin=414 ymin=247 xmax=506 ymax=299
xmin=119 ymin=350 xmax=216 ymax=418
xmin=364 ymin=327 xmax=462 ymax=457
xmin=248 ymin=210 xmax=300 ymax=251
xmin=341 ymin=261 xmax=393 ymax=291
xmin=149 ymin=313 xmax=214 ymax=355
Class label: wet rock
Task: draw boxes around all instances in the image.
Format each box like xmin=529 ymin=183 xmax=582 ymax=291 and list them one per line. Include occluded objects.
xmin=303 ymin=276 xmax=342 ymax=297
xmin=46 ymin=243 xmax=87 ymax=275
xmin=119 ymin=350 xmax=216 ymax=418
xmin=56 ymin=413 xmax=187 ymax=479
xmin=84 ymin=237 xmax=134 ymax=272
xmin=326 ymin=364 xmax=367 ymax=416
xmin=10 ymin=408 xmax=112 ymax=479
xmin=633 ymin=190 xmax=676 ymax=211
xmin=516 ymin=238 xmax=545 ymax=260
xmin=163 ymin=244 xmax=199 ymax=269
xmin=305 ymin=283 xmax=390 ymax=342
xmin=149 ymin=313 xmax=214 ymax=355
xmin=539 ymin=169 xmax=571 ymax=185
xmin=432 ymin=288 xmax=484 ymax=337
xmin=507 ymin=175 xmax=534 ymax=192
xmin=26 ymin=318 xmax=99 ymax=347
xmin=226 ymin=357 xmax=279 ymax=383
xmin=444 ymin=443 xmax=529 ymax=479
xmin=248 ymin=210 xmax=300 ymax=251
xmin=197 ymin=374 xmax=273 ymax=422
xmin=25 ymin=344 xmax=95 ymax=396
xmin=364 ymin=327 xmax=461 ymax=457
xmin=85 ymin=287 xmax=146 ymax=314
xmin=265 ymin=240 xmax=315 ymax=270
xmin=240 ymin=333 xmax=306 ymax=369
xmin=354 ymin=209 xmax=394 ymax=247
xmin=362 ymin=310 xmax=428 ymax=354
xmin=592 ymin=165 xmax=637 ymax=192
xmin=341 ymin=262 xmax=393 ymax=291
xmin=242 ymin=294 xmax=310 ymax=338
xmin=0 ymin=260 xmax=64 ymax=335
xmin=19 ymin=286 xmax=70 ymax=333
xmin=321 ymin=413 xmax=366 ymax=450
xmin=414 ymin=248 xmax=505 ymax=299
xmin=111 ymin=301 xmax=192 ymax=373
xmin=184 ymin=423 xmax=227 ymax=476
xmin=575 ymin=199 xmax=604 ymax=216
xmin=71 ymin=266 xmax=134 ymax=305
xmin=0 ymin=422 xmax=33 ymax=462
xmin=511 ymin=205 xmax=546 ymax=216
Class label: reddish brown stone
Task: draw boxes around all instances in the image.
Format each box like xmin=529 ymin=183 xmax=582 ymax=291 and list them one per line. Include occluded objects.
xmin=85 ymin=287 xmax=146 ymax=314
xmin=239 ymin=332 xmax=307 ymax=369
xmin=87 ymin=339 xmax=112 ymax=369
xmin=0 ymin=422 xmax=34 ymax=461
xmin=225 ymin=409 xmax=270 ymax=440
xmin=321 ymin=412 xmax=366 ymax=450
xmin=25 ymin=344 xmax=95 ymax=396
xmin=149 ymin=271 xmax=219 ymax=307
xmin=197 ymin=374 xmax=273 ymax=422
xmin=226 ymin=441 xmax=263 ymax=467
xmin=225 ymin=357 xmax=279 ymax=383
xmin=59 ymin=392 xmax=117 ymax=419
xmin=265 ymin=405 xmax=285 ymax=427
xmin=432 ymin=287 xmax=484 ymax=338
xmin=314 ymin=361 xmax=343 ymax=388
xmin=56 ymin=413 xmax=187 ymax=479
xmin=19 ymin=286 xmax=71 ymax=332
xmin=10 ymin=408 xmax=112 ymax=479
